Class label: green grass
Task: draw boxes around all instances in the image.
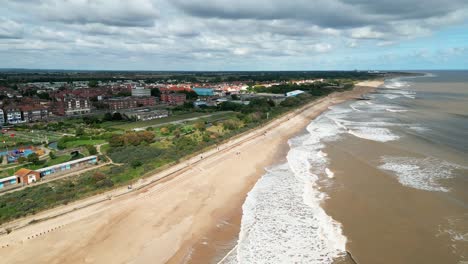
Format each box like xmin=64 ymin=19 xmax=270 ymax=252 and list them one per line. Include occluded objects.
xmin=64 ymin=139 xmax=106 ymax=148
xmin=109 ymin=112 xmax=231 ymax=130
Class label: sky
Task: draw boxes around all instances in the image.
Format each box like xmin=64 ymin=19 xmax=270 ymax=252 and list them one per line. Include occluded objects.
xmin=0 ymin=0 xmax=467 ymax=71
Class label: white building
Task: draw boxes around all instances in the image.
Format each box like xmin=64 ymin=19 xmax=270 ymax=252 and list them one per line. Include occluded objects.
xmin=0 ymin=109 xmax=4 ymax=125
xmin=286 ymin=90 xmax=305 ymax=97
xmin=132 ymin=87 xmax=151 ymax=97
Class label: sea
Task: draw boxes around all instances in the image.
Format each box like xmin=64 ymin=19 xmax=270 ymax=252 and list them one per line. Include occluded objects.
xmin=224 ymin=71 xmax=468 ymax=264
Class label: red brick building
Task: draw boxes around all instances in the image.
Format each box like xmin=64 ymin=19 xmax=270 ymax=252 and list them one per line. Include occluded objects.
xmin=160 ymin=92 xmax=186 ymax=105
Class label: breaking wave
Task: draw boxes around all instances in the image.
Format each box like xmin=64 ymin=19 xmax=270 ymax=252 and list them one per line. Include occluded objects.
xmin=379 ymin=156 xmax=464 ymax=192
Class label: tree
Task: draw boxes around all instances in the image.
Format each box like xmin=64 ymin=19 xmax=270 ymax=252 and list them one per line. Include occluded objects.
xmin=49 ymin=151 xmax=57 ymax=159
xmin=17 ymin=156 xmax=27 ymax=164
xmin=151 ymin=88 xmax=161 ymax=97
xmin=180 ymin=90 xmax=198 ymax=100
xmin=231 ymin=94 xmax=240 ymax=100
xmin=109 ymin=134 xmax=124 ymax=147
xmin=139 ymin=131 xmax=155 ymax=143
xmin=86 ymin=145 xmax=98 ymax=155
xmin=88 ymin=80 xmax=98 ymax=88
xmin=37 ymin=92 xmax=50 ymax=100
xmin=103 ymin=112 xmax=113 ymax=122
xmin=27 ymin=153 xmax=40 ymax=165
xmin=131 ymin=160 xmax=142 ymax=168
xmin=75 ymin=127 xmax=85 ymax=137
xmin=112 ymin=112 xmax=123 ymax=121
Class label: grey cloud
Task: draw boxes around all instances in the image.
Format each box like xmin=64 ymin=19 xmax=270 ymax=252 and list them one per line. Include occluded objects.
xmin=173 ymin=0 xmax=467 ymax=24
xmin=20 ymin=0 xmax=160 ymax=27
xmin=172 ymin=0 xmax=372 ymax=29
xmin=0 ymin=18 xmax=24 ymax=39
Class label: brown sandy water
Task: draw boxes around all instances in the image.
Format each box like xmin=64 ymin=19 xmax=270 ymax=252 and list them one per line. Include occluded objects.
xmin=324 ymin=138 xmax=466 ymax=264
xmin=320 ymin=72 xmax=468 ymax=264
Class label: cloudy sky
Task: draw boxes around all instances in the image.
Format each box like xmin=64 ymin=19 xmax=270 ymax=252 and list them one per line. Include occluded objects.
xmin=0 ymin=0 xmax=467 ymax=70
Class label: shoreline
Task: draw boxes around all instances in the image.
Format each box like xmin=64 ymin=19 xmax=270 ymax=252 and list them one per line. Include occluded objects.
xmin=0 ymin=81 xmax=382 ymax=264
xmin=168 ymin=81 xmax=383 ymax=264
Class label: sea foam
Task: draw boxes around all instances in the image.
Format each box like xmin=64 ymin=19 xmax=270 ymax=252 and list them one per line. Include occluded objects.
xmin=233 ymin=117 xmax=347 ymax=264
xmin=379 ymin=156 xmax=464 ymax=192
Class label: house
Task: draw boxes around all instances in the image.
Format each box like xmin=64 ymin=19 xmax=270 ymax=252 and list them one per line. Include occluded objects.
xmin=14 ymin=168 xmax=41 ymax=184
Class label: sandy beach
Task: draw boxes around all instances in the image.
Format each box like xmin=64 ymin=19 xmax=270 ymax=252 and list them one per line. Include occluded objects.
xmin=0 ymin=81 xmax=382 ymax=264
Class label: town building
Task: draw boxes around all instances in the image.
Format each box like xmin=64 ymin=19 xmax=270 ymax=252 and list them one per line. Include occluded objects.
xmin=4 ymin=106 xmax=25 ymax=124
xmin=52 ymin=97 xmax=91 ymax=116
xmin=126 ymin=109 xmax=169 ymax=121
xmin=0 ymin=109 xmax=4 ymax=125
xmin=131 ymin=87 xmax=151 ymax=97
xmin=160 ymin=92 xmax=186 ymax=105
xmin=104 ymin=96 xmax=156 ymax=111
xmin=20 ymin=105 xmax=49 ymax=122
xmin=193 ymin=87 xmax=215 ymax=96
xmin=14 ymin=168 xmax=41 ymax=185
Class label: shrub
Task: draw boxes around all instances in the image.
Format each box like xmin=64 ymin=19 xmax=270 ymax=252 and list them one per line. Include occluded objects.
xmin=131 ymin=160 xmax=142 ymax=168
xmin=280 ymin=97 xmax=301 ymax=107
xmin=86 ymin=145 xmax=98 ymax=155
xmin=27 ymin=153 xmax=40 ymax=165
xmin=49 ymin=151 xmax=57 ymax=159
xmin=222 ymin=119 xmax=243 ymax=130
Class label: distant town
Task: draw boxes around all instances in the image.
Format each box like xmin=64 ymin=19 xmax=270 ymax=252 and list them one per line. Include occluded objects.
xmin=0 ymin=75 xmax=340 ymax=125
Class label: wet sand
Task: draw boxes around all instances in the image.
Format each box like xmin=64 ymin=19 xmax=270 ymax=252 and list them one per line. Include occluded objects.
xmin=0 ymin=81 xmax=382 ymax=264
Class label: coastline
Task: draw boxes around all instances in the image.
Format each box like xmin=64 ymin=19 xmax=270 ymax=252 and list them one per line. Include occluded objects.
xmin=169 ymin=80 xmax=383 ymax=264
xmin=0 ymin=81 xmax=382 ymax=264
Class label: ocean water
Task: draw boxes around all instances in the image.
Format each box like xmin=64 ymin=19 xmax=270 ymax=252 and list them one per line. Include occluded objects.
xmin=227 ymin=71 xmax=468 ymax=264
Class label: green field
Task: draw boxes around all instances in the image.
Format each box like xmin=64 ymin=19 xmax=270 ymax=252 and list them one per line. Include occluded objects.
xmin=109 ymin=112 xmax=233 ymax=130
xmin=0 ymin=130 xmax=63 ymax=150
xmin=63 ymin=139 xmax=106 ymax=148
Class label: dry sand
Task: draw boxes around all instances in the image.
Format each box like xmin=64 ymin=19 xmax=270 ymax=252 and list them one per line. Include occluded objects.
xmin=0 ymin=81 xmax=382 ymax=264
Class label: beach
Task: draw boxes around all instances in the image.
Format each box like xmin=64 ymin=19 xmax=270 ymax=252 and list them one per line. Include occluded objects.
xmin=0 ymin=81 xmax=382 ymax=264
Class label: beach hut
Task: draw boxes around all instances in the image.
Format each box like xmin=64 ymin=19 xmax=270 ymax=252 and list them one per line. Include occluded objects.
xmin=0 ymin=176 xmax=18 ymax=189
